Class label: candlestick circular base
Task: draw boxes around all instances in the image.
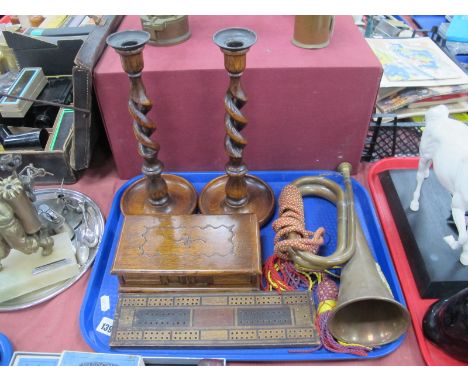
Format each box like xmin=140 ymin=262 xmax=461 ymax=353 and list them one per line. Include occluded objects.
xmin=121 ymin=175 xmax=197 ymax=216
xmin=198 ymin=174 xmax=275 ymax=227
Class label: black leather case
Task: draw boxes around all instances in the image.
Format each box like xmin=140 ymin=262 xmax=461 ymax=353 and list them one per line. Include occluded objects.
xmin=0 ymin=16 xmax=123 ymax=183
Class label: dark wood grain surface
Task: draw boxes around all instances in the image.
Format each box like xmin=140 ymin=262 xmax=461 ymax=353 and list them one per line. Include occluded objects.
xmin=110 ymin=291 xmax=319 ymax=348
xmin=112 ymin=213 xmax=262 ymax=292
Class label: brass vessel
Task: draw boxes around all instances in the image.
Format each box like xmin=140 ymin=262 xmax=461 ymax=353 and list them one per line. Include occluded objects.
xmin=292 ymin=16 xmax=335 ymax=49
xmin=140 ymin=16 xmax=191 ymax=46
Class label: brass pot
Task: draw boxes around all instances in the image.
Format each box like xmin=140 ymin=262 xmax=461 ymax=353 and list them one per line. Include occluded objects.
xmin=292 ymin=16 xmax=335 ymax=49
xmin=140 ymin=15 xmax=191 ymax=46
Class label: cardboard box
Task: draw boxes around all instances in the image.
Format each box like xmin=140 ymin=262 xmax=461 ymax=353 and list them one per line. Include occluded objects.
xmin=9 ymin=352 xmax=61 ymax=366
xmin=58 ymin=351 xmax=144 ymax=366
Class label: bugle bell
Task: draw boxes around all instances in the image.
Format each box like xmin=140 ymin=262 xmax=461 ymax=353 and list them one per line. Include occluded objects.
xmin=327 ymin=219 xmax=410 ymax=347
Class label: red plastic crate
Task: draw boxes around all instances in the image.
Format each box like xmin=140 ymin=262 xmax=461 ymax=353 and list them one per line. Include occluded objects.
xmin=368 ymin=157 xmax=467 ymax=366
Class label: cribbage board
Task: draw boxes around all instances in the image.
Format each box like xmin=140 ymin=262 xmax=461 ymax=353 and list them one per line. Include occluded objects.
xmin=110 ymin=292 xmax=319 ymax=348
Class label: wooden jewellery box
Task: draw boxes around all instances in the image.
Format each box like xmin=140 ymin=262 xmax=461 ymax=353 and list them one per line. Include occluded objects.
xmin=111 ymin=213 xmax=262 ymax=293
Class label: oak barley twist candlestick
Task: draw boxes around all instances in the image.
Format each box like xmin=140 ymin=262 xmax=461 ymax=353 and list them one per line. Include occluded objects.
xmin=106 ymin=30 xmax=197 ymax=215
xmin=199 ymin=28 xmax=274 ymax=226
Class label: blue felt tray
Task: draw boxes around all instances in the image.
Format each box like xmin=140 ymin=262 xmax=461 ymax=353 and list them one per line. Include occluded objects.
xmin=0 ymin=333 xmax=13 ymax=366
xmin=79 ymin=170 xmax=408 ymax=362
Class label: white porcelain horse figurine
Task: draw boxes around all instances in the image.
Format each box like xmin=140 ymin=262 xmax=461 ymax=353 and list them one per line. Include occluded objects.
xmin=410 ymin=105 xmax=468 ymax=266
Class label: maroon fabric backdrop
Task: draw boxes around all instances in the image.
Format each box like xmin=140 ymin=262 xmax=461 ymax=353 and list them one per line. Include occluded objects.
xmin=94 ymin=15 xmax=382 ymax=179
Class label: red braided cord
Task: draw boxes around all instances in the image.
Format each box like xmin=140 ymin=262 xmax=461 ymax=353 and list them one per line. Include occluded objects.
xmin=272 ymin=185 xmax=325 ymax=259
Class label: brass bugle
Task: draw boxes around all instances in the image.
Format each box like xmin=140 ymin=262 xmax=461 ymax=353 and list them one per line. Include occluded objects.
xmin=288 ymin=162 xmax=356 ymax=271
xmin=288 ymin=162 xmax=410 ymax=346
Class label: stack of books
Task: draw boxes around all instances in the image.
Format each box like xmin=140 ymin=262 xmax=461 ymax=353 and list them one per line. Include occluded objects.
xmin=366 ymin=37 xmax=468 ymax=121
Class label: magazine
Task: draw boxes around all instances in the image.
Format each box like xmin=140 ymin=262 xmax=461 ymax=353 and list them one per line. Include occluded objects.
xmin=377 ymin=84 xmax=468 ymax=113
xmin=377 ymin=87 xmax=404 ymax=101
xmin=366 ymin=37 xmax=468 ymax=88
xmin=408 ymin=93 xmax=468 ymax=108
xmin=381 ymin=100 xmax=468 ymax=121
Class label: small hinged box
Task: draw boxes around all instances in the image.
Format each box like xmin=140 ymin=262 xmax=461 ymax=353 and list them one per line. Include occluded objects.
xmin=112 ymin=213 xmax=262 ymax=293
xmin=0 ymin=67 xmax=47 ymax=118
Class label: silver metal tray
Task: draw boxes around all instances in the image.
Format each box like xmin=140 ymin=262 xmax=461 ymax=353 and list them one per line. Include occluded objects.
xmin=0 ymin=188 xmax=105 ymax=311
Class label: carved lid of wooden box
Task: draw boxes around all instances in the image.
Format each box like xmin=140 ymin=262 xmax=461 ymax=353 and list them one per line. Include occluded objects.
xmin=112 ymin=213 xmax=262 ymax=292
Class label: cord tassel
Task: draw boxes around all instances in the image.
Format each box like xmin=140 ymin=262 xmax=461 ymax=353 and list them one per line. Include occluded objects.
xmin=315 ymin=275 xmax=371 ymax=356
